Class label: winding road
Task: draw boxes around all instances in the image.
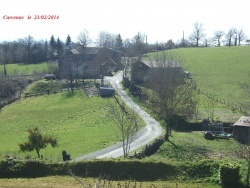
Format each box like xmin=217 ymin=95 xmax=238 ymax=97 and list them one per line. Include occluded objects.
xmin=74 ymin=72 xmax=163 ymax=161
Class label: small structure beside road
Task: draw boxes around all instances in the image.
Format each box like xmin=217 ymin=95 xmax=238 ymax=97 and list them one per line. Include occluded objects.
xmin=99 ymin=85 xmax=115 ymax=97
xmin=232 ymin=116 xmax=250 ymax=144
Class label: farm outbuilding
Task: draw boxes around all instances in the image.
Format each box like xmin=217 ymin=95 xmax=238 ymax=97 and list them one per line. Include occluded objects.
xmin=232 ymin=116 xmax=250 ymax=144
xmin=44 ymin=74 xmax=56 ymax=80
xmin=99 ymin=86 xmax=115 ymax=97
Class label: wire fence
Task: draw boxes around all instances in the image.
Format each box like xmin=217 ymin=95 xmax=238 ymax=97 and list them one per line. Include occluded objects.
xmin=195 ymin=87 xmax=248 ymax=115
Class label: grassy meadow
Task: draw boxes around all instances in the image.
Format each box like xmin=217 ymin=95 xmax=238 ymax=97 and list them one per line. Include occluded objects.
xmin=173 ymin=46 xmax=250 ymax=113
xmin=0 ymin=91 xmax=122 ymax=160
xmin=138 ymin=48 xmax=249 ymax=123
xmin=0 ymin=62 xmax=56 ymax=75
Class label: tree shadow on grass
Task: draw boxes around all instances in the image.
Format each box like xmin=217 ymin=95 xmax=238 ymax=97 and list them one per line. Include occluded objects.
xmin=63 ymin=92 xmax=76 ymax=98
xmin=163 ymin=139 xmax=211 ymax=161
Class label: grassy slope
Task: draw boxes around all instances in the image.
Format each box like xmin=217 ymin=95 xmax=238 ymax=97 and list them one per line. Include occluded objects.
xmin=173 ymin=46 xmax=250 ymax=109
xmin=142 ymin=47 xmax=249 ymax=162
xmin=0 ymin=62 xmax=54 ymax=75
xmin=0 ymin=91 xmax=121 ymax=160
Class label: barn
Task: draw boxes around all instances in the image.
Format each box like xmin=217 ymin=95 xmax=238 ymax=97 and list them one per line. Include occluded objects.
xmin=232 ymin=116 xmax=250 ymax=144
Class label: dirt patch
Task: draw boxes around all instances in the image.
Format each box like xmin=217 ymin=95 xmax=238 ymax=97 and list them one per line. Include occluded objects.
xmin=85 ymin=86 xmax=99 ymax=97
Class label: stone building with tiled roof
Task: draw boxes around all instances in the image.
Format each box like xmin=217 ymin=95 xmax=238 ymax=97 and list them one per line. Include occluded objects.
xmin=58 ymin=46 xmax=123 ymax=79
xmin=233 ymin=116 xmax=250 ymax=144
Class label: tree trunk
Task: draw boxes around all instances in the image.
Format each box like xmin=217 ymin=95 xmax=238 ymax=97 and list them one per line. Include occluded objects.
xmin=36 ymin=148 xmax=40 ymax=158
xmin=3 ymin=64 xmax=7 ymax=76
xmin=165 ymin=119 xmax=170 ymax=141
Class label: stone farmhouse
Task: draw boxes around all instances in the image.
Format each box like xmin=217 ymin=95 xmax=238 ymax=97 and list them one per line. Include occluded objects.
xmin=58 ymin=45 xmax=123 ymax=79
xmin=130 ymin=59 xmax=183 ymax=85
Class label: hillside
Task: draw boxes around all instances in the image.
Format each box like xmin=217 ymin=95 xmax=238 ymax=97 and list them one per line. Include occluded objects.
xmin=0 ymin=91 xmax=121 ymax=160
xmin=171 ymin=46 xmax=250 ymax=113
xmin=0 ymin=62 xmax=53 ymax=76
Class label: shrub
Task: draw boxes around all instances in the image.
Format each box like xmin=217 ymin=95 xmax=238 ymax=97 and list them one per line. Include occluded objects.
xmin=0 ymin=159 xmax=219 ymax=182
xmin=219 ymin=162 xmax=241 ymax=187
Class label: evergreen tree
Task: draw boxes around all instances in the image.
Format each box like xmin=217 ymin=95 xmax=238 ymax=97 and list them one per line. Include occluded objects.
xmin=57 ymin=37 xmax=64 ymax=57
xmin=115 ymin=34 xmax=123 ymax=50
xmin=44 ymin=40 xmax=49 ymax=59
xmin=49 ymin=35 xmax=56 ymax=50
xmin=65 ymin=34 xmax=72 ymax=48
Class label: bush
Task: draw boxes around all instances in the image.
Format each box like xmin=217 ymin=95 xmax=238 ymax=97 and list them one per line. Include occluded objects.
xmin=26 ymin=80 xmax=64 ymax=95
xmin=219 ymin=162 xmax=241 ymax=187
xmin=0 ymin=159 xmax=219 ymax=182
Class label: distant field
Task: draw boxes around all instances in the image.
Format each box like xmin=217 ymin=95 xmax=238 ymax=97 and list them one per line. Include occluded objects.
xmin=0 ymin=62 xmax=56 ymax=75
xmin=172 ymin=46 xmax=250 ymax=110
xmin=0 ymin=91 xmax=122 ymax=160
xmin=145 ymin=46 xmax=250 ymax=118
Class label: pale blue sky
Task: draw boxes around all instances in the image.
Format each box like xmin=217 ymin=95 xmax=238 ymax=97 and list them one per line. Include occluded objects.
xmin=0 ymin=0 xmax=249 ymax=43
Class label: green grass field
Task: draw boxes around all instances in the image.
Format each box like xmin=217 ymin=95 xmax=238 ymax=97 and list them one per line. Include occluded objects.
xmin=146 ymin=46 xmax=250 ymax=116
xmin=0 ymin=62 xmax=56 ymax=75
xmin=172 ymin=46 xmax=250 ymax=112
xmin=0 ymin=91 xmax=122 ymax=160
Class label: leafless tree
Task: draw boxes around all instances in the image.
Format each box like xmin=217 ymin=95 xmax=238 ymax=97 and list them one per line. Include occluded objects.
xmin=203 ymin=38 xmax=211 ymax=47
xmin=213 ymin=30 xmax=224 ymax=47
xmin=0 ymin=41 xmax=10 ymax=76
xmin=133 ymin=32 xmax=147 ymax=57
xmin=204 ymin=97 xmax=216 ymax=122
xmin=78 ymin=29 xmax=91 ymax=52
xmin=225 ymin=27 xmax=237 ymax=47
xmin=241 ymin=77 xmax=250 ymax=115
xmin=96 ymin=31 xmax=116 ymax=48
xmin=247 ymin=39 xmax=250 ymax=46
xmin=189 ymin=22 xmax=205 ymax=47
xmin=122 ymin=56 xmax=137 ymax=81
xmin=237 ymin=29 xmax=247 ymax=46
xmin=68 ymin=170 xmax=89 ymax=188
xmin=109 ymin=97 xmax=140 ymax=158
xmin=10 ymin=41 xmax=21 ymax=63
xmin=147 ymin=51 xmax=197 ymax=140
xmin=17 ymin=35 xmax=35 ymax=63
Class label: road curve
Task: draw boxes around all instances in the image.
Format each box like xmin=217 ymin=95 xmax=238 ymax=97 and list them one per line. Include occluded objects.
xmin=74 ymin=72 xmax=163 ymax=161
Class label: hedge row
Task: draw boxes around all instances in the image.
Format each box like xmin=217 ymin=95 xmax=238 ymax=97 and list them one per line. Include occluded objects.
xmin=0 ymin=159 xmax=219 ymax=181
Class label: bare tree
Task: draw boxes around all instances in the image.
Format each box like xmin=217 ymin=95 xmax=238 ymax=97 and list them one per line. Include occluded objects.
xmin=204 ymin=97 xmax=216 ymax=122
xmin=23 ymin=35 xmax=34 ymax=63
xmin=147 ymin=51 xmax=197 ymax=140
xmin=78 ymin=29 xmax=91 ymax=51
xmin=96 ymin=31 xmax=116 ymax=48
xmin=0 ymin=41 xmax=10 ymax=76
xmin=247 ymin=39 xmax=250 ymax=46
xmin=133 ymin=32 xmax=147 ymax=57
xmin=225 ymin=27 xmax=237 ymax=47
xmin=203 ymin=38 xmax=211 ymax=47
xmin=241 ymin=77 xmax=250 ymax=115
xmin=189 ymin=22 xmax=205 ymax=47
xmin=109 ymin=97 xmax=140 ymax=158
xmin=238 ymin=29 xmax=247 ymax=46
xmin=213 ymin=30 xmax=224 ymax=47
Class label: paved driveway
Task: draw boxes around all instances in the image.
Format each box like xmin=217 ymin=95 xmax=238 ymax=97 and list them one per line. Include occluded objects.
xmin=74 ymin=72 xmax=163 ymax=160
